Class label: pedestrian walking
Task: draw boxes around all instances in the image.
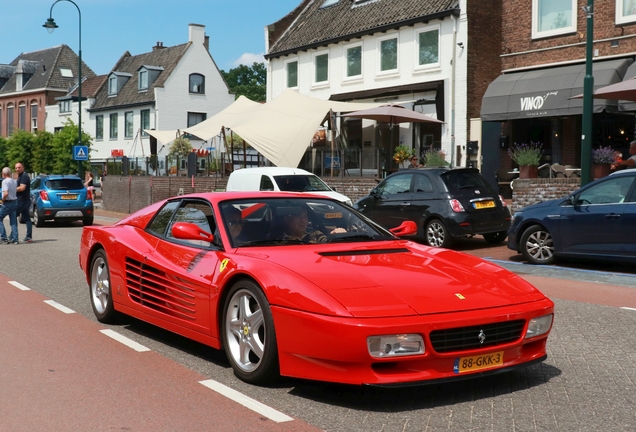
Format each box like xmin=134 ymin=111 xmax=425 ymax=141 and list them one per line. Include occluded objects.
xmin=14 ymin=162 xmax=32 ymax=243
xmin=0 ymin=167 xmax=19 ymax=244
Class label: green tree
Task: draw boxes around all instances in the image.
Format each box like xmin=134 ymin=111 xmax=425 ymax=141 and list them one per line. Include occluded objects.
xmin=5 ymin=129 xmax=34 ymax=171
xmin=0 ymin=136 xmax=7 ymax=169
xmin=31 ymin=130 xmax=56 ymax=174
xmin=221 ymin=62 xmax=266 ymax=102
xmin=50 ymin=119 xmax=92 ymax=174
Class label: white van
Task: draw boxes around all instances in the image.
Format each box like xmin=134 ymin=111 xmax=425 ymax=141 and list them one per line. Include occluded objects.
xmin=226 ymin=167 xmax=352 ymax=206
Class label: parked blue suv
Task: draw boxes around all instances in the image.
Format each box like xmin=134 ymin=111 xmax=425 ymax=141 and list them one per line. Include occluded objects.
xmin=29 ymin=175 xmax=94 ymax=226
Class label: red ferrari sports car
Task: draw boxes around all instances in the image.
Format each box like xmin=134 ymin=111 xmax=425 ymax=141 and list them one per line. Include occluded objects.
xmin=79 ymin=192 xmax=554 ymax=386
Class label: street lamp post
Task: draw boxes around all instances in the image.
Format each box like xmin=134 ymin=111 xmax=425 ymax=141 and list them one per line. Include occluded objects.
xmin=44 ymin=0 xmax=83 ymax=179
xmin=581 ymin=1 xmax=594 ymax=186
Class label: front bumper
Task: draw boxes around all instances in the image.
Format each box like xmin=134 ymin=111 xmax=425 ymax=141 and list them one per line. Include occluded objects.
xmin=272 ymin=298 xmax=554 ymax=386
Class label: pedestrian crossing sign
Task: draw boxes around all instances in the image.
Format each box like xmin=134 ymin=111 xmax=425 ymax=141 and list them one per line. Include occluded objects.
xmin=73 ymin=145 xmax=89 ymax=161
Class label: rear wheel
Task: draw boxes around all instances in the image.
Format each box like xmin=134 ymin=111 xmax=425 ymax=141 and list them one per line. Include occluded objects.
xmin=520 ymin=225 xmax=555 ymax=265
xmin=89 ymin=249 xmax=117 ymax=323
xmin=222 ymin=280 xmax=279 ymax=384
xmin=33 ymin=205 xmax=44 ymax=227
xmin=83 ymin=217 xmax=94 ymax=226
xmin=425 ymin=219 xmax=453 ymax=248
xmin=483 ymin=231 xmax=507 ymax=244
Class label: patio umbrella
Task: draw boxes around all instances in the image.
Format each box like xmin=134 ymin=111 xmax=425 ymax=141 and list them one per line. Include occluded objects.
xmin=341 ymin=104 xmax=444 ymax=169
xmin=340 ymin=104 xmax=445 ymax=125
xmin=571 ymin=76 xmax=636 ymax=102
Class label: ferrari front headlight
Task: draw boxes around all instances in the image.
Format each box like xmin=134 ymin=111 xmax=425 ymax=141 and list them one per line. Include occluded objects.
xmin=367 ymin=334 xmax=424 ymax=358
xmin=525 ymin=314 xmax=553 ymax=338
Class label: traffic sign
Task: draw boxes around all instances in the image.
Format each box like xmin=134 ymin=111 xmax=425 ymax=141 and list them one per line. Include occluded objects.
xmin=73 ymin=146 xmax=89 ymax=161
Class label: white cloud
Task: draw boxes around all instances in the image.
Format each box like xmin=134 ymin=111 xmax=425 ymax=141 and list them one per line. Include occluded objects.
xmin=232 ymin=52 xmax=265 ymax=67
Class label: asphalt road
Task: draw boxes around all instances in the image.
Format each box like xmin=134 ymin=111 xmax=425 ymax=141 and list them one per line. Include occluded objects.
xmin=1 ymin=216 xmax=635 ymax=431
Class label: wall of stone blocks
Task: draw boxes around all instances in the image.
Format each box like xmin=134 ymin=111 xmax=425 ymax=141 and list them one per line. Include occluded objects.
xmin=510 ymin=178 xmax=581 ymax=214
xmin=101 ymin=176 xmax=380 ymax=214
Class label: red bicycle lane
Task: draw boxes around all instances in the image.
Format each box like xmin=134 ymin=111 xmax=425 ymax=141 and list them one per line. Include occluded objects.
xmin=0 ymin=273 xmax=317 ymax=432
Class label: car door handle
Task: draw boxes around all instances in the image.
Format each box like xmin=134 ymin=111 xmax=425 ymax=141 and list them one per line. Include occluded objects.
xmin=605 ymin=214 xmax=621 ymax=219
xmin=401 ymin=202 xmax=411 ymax=206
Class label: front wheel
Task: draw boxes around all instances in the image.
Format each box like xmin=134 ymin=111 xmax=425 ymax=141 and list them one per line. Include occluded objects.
xmin=520 ymin=225 xmax=555 ymax=265
xmin=222 ymin=280 xmax=279 ymax=384
xmin=89 ymin=249 xmax=117 ymax=323
xmin=483 ymin=231 xmax=507 ymax=244
xmin=425 ymin=219 xmax=453 ymax=248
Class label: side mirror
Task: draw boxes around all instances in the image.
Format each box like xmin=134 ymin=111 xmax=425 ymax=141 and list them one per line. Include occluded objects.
xmin=389 ymin=221 xmax=418 ymax=237
xmin=171 ymin=222 xmax=214 ymax=243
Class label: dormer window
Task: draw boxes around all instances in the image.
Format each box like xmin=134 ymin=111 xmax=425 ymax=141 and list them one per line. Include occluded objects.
xmin=108 ymin=71 xmax=132 ymax=96
xmin=320 ymin=0 xmax=339 ymax=7
xmin=137 ymin=65 xmax=163 ymax=92
xmin=139 ymin=70 xmax=148 ymax=90
xmin=59 ymin=99 xmax=72 ymax=113
xmin=189 ymin=73 xmax=205 ymax=94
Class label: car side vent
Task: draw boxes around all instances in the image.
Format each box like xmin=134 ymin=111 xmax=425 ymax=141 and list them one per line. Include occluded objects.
xmin=430 ymin=320 xmax=525 ymax=353
xmin=318 ymin=248 xmax=410 ymax=257
xmin=125 ymin=257 xmax=196 ymax=321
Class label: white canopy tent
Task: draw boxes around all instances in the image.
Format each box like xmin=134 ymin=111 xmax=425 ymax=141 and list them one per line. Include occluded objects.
xmin=165 ymin=89 xmax=383 ymax=168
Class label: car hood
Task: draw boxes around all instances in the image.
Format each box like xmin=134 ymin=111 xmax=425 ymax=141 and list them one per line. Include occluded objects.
xmin=520 ymin=197 xmax=565 ymax=211
xmin=259 ymin=242 xmax=546 ymax=318
xmin=306 ymin=190 xmax=351 ymax=204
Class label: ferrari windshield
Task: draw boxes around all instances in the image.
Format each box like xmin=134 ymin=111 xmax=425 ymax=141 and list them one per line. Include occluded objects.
xmin=219 ymin=197 xmax=395 ymax=248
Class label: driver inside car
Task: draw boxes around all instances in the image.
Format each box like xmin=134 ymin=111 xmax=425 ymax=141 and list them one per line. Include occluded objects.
xmin=282 ymin=206 xmax=345 ymax=243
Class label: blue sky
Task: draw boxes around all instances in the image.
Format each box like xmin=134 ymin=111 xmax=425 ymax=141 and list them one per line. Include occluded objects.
xmin=2 ymin=0 xmax=302 ymax=75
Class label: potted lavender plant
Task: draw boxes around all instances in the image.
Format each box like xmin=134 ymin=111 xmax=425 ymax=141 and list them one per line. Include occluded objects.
xmin=508 ymin=142 xmax=543 ymax=178
xmin=592 ymin=146 xmax=614 ymax=179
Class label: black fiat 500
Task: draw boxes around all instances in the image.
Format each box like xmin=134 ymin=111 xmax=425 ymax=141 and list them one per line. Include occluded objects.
xmin=355 ymin=168 xmax=511 ymax=248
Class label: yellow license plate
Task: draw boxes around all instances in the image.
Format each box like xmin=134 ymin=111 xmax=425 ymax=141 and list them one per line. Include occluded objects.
xmin=324 ymin=212 xmax=342 ymax=219
xmin=474 ymin=200 xmax=495 ymax=209
xmin=61 ymin=195 xmax=78 ymax=200
xmin=453 ymin=351 xmax=503 ymax=373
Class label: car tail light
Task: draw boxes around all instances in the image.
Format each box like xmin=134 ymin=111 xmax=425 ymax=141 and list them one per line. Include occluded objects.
xmin=499 ymin=195 xmax=507 ymax=207
xmin=39 ymin=190 xmax=49 ymax=201
xmin=449 ymin=199 xmax=465 ymax=213
xmin=86 ymin=189 xmax=93 ymax=200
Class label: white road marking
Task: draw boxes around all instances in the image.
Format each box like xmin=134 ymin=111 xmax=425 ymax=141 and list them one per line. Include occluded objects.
xmin=620 ymin=307 xmax=636 ymax=311
xmin=44 ymin=300 xmax=75 ymax=314
xmin=199 ymin=379 xmax=294 ymax=423
xmin=8 ymin=281 xmax=30 ymax=291
xmin=99 ymin=329 xmax=151 ymax=352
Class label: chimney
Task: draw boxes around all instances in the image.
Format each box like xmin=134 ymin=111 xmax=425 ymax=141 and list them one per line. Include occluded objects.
xmin=204 ymin=35 xmax=210 ymax=53
xmin=188 ymin=23 xmax=205 ymax=46
xmin=153 ymin=41 xmax=165 ymax=51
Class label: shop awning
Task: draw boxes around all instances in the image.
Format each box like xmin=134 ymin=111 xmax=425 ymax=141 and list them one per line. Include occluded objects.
xmin=480 ymin=59 xmax=633 ymax=121
xmin=619 ymin=61 xmax=636 ymax=112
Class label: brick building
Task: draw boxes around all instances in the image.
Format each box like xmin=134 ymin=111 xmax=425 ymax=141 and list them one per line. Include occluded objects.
xmin=480 ymin=0 xmax=636 ymax=179
xmin=0 ymin=45 xmax=95 ymax=138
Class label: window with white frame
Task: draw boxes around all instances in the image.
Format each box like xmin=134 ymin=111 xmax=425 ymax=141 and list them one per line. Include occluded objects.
xmin=96 ymin=115 xmax=103 ymax=140
xmin=617 ymin=0 xmax=636 ymax=24
xmin=59 ymin=99 xmax=71 ymax=114
xmin=285 ymin=59 xmax=298 ymax=88
xmin=416 ymin=25 xmax=440 ymax=69
xmin=314 ymin=52 xmax=329 ymax=84
xmin=139 ymin=70 xmax=148 ymax=90
xmin=345 ymin=44 xmax=362 ymax=78
xmin=31 ymin=103 xmax=37 ymax=131
xmin=532 ymin=0 xmax=576 ymax=39
xmin=379 ymin=35 xmax=398 ymax=72
xmin=125 ymin=111 xmax=134 ymax=138
xmin=109 ymin=113 xmax=118 ymax=139
xmin=108 ymin=76 xmax=118 ymax=96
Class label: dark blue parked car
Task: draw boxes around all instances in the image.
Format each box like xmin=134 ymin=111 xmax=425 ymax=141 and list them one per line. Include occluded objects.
xmin=508 ymin=169 xmax=636 ymax=264
xmin=29 ymin=174 xmax=94 ymax=227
